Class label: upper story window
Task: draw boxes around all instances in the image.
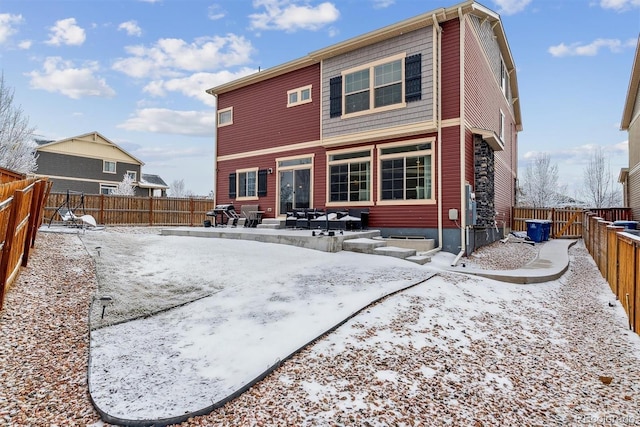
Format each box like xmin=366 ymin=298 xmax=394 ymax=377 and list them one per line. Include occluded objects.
xmin=378 ymin=140 xmax=434 ymax=203
xmin=327 ymin=148 xmax=372 ymax=204
xmin=126 ymin=170 xmax=137 ymax=181
xmin=103 ymin=160 xmax=116 ymax=174
xmin=344 ymin=55 xmax=404 ymax=116
xmin=217 ymin=107 xmax=233 ymax=127
xmin=330 ymin=53 xmax=421 ymax=119
xmin=287 ymin=85 xmax=312 ymax=107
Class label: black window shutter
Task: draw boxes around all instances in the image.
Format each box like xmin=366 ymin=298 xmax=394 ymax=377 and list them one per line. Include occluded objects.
xmin=405 ymin=54 xmax=422 ymax=102
xmin=258 ymin=169 xmax=268 ymax=197
xmin=329 ymin=76 xmax=342 ymax=118
xmin=228 ymin=172 xmax=236 ymax=199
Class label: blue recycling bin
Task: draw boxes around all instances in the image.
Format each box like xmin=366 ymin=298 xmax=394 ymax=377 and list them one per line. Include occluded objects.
xmin=612 ymin=220 xmax=638 ymax=230
xmin=541 ymin=220 xmax=552 ymax=241
xmin=525 ymin=220 xmax=544 ymax=243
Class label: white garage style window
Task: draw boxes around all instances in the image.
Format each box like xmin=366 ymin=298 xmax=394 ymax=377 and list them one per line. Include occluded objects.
xmin=378 ymin=140 xmax=434 ymax=203
xmin=328 ymin=148 xmax=372 ymax=204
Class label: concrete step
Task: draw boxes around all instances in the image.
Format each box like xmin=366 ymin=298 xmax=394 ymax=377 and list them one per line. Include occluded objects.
xmin=405 ymin=255 xmax=432 ymax=265
xmin=257 ymin=219 xmax=284 ymax=229
xmin=373 ymin=246 xmax=416 ymax=259
xmin=342 ymin=238 xmax=386 ymax=254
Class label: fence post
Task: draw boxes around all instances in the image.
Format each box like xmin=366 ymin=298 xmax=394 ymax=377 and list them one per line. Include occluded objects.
xmin=0 ymin=190 xmax=24 ymax=310
xmin=149 ymin=196 xmax=154 ymax=226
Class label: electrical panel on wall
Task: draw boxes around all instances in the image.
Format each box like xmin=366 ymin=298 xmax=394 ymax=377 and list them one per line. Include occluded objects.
xmin=465 ymin=183 xmax=477 ymax=226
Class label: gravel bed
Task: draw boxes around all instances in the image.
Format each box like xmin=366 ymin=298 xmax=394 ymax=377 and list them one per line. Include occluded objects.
xmin=1 ymin=230 xmax=639 ymax=426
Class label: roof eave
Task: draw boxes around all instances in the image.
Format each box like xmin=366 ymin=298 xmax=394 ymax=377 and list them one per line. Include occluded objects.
xmin=621 ymin=35 xmax=640 ymax=130
xmin=207 ymin=0 xmax=478 ymax=96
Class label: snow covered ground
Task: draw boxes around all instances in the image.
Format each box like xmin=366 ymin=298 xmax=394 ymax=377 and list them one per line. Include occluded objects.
xmin=79 ymin=228 xmax=436 ymax=422
xmin=5 ymin=227 xmax=639 ymax=426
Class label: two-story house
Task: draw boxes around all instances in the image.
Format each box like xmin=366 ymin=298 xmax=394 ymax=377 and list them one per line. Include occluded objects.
xmin=206 ymin=0 xmax=522 ymax=254
xmin=621 ymin=36 xmax=640 ymax=220
xmin=35 ymin=131 xmax=169 ymax=197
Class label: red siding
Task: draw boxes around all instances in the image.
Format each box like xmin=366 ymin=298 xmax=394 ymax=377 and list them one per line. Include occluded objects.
xmin=463 ymin=19 xmax=517 ymax=227
xmin=441 ymin=19 xmax=461 ymax=122
xmin=217 ymin=64 xmax=321 ymax=157
xmin=368 ymin=133 xmax=440 ymax=229
xmin=216 ymin=146 xmax=327 ymax=220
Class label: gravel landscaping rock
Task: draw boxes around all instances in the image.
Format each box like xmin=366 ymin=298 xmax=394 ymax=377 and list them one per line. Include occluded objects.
xmin=0 ymin=230 xmax=639 ymax=426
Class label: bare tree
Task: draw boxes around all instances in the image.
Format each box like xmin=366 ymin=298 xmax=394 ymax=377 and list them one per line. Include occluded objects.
xmin=581 ymin=147 xmax=622 ymax=208
xmin=111 ymin=174 xmax=136 ymax=196
xmin=169 ymin=179 xmax=194 ymax=198
xmin=0 ymin=73 xmax=38 ymax=174
xmin=518 ymin=153 xmax=566 ymax=208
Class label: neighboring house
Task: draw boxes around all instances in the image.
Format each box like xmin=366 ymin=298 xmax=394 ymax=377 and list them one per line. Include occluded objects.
xmin=34 ymin=131 xmax=168 ymax=197
xmin=206 ymin=0 xmax=522 ymax=254
xmin=138 ymin=174 xmax=170 ymax=197
xmin=621 ymin=36 xmax=640 ymax=221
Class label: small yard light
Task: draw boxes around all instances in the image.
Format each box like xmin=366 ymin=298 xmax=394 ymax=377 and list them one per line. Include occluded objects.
xmin=100 ymin=295 xmax=113 ymax=319
xmin=95 ymin=246 xmax=102 ymax=257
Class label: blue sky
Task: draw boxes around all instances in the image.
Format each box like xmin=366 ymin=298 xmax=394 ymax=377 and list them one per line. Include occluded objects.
xmin=0 ymin=0 xmax=638 ymax=197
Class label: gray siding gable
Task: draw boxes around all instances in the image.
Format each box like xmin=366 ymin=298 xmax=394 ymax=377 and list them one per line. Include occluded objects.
xmin=322 ymin=26 xmax=434 ymax=139
xmin=470 ymin=15 xmax=512 ymax=107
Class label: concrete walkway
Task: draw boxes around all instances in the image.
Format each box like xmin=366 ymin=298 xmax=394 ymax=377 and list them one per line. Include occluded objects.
xmin=447 ymin=239 xmax=578 ymax=284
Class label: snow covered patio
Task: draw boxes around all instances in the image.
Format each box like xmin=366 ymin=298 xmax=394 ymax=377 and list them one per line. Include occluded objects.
xmin=81 ymin=228 xmax=436 ymax=425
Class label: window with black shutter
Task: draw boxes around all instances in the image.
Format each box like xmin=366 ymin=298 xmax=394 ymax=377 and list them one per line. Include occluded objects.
xmin=329 ymin=76 xmax=342 ymax=118
xmin=405 ymin=54 xmax=422 ymax=102
xmin=228 ymin=172 xmax=236 ymax=199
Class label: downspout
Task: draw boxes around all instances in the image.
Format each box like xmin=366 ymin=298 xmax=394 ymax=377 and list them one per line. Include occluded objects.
xmin=433 ymin=14 xmax=443 ymax=252
xmin=212 ymin=93 xmax=218 ymax=207
xmin=458 ymin=7 xmax=467 ymax=255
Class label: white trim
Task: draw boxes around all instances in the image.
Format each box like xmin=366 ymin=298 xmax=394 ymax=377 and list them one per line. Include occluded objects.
xmin=341 ymin=52 xmax=407 ymax=118
xmin=376 ymin=137 xmax=435 ymax=205
xmin=100 ymin=183 xmax=117 ymax=194
xmin=235 ymin=167 xmax=259 ymax=200
xmin=217 ymin=106 xmax=233 ymax=127
xmin=326 ymin=146 xmax=374 ymax=207
xmin=103 ymin=160 xmax=116 ymax=174
xmin=287 ymin=85 xmax=313 ymax=107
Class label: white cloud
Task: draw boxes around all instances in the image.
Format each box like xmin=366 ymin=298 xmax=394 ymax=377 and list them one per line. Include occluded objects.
xmin=18 ymin=40 xmax=32 ymax=50
xmin=45 ymin=18 xmax=86 ymax=46
xmin=523 ymin=141 xmax=628 ymax=168
xmin=492 ymin=0 xmax=532 ymax=15
xmin=548 ymin=38 xmax=630 ymax=57
xmin=27 ymin=56 xmax=115 ymax=99
xmin=118 ymin=20 xmax=142 ymax=37
xmin=0 ymin=13 xmax=24 ymax=44
xmin=599 ymin=0 xmax=640 ymax=10
xmin=208 ymin=4 xmax=226 ymax=20
xmin=112 ymin=34 xmax=254 ymax=79
xmin=117 ymin=108 xmax=216 ymax=136
xmin=249 ymin=0 xmax=340 ymax=32
xmin=372 ymin=0 xmax=394 ymax=9
xmin=142 ymin=68 xmax=256 ymax=106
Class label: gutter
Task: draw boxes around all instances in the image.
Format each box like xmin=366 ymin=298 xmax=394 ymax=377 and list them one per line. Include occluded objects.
xmin=433 ymin=14 xmax=443 ymax=252
xmin=212 ymin=94 xmax=218 ymax=206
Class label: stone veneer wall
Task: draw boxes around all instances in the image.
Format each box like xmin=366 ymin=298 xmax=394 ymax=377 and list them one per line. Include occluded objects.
xmin=474 ymin=135 xmax=496 ymax=227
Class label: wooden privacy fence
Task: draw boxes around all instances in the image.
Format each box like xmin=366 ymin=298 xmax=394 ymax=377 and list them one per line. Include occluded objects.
xmin=583 ymin=212 xmax=640 ymax=335
xmin=0 ymin=177 xmax=52 ymax=310
xmin=44 ymin=192 xmax=215 ymax=227
xmin=512 ymin=207 xmax=585 ymax=238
